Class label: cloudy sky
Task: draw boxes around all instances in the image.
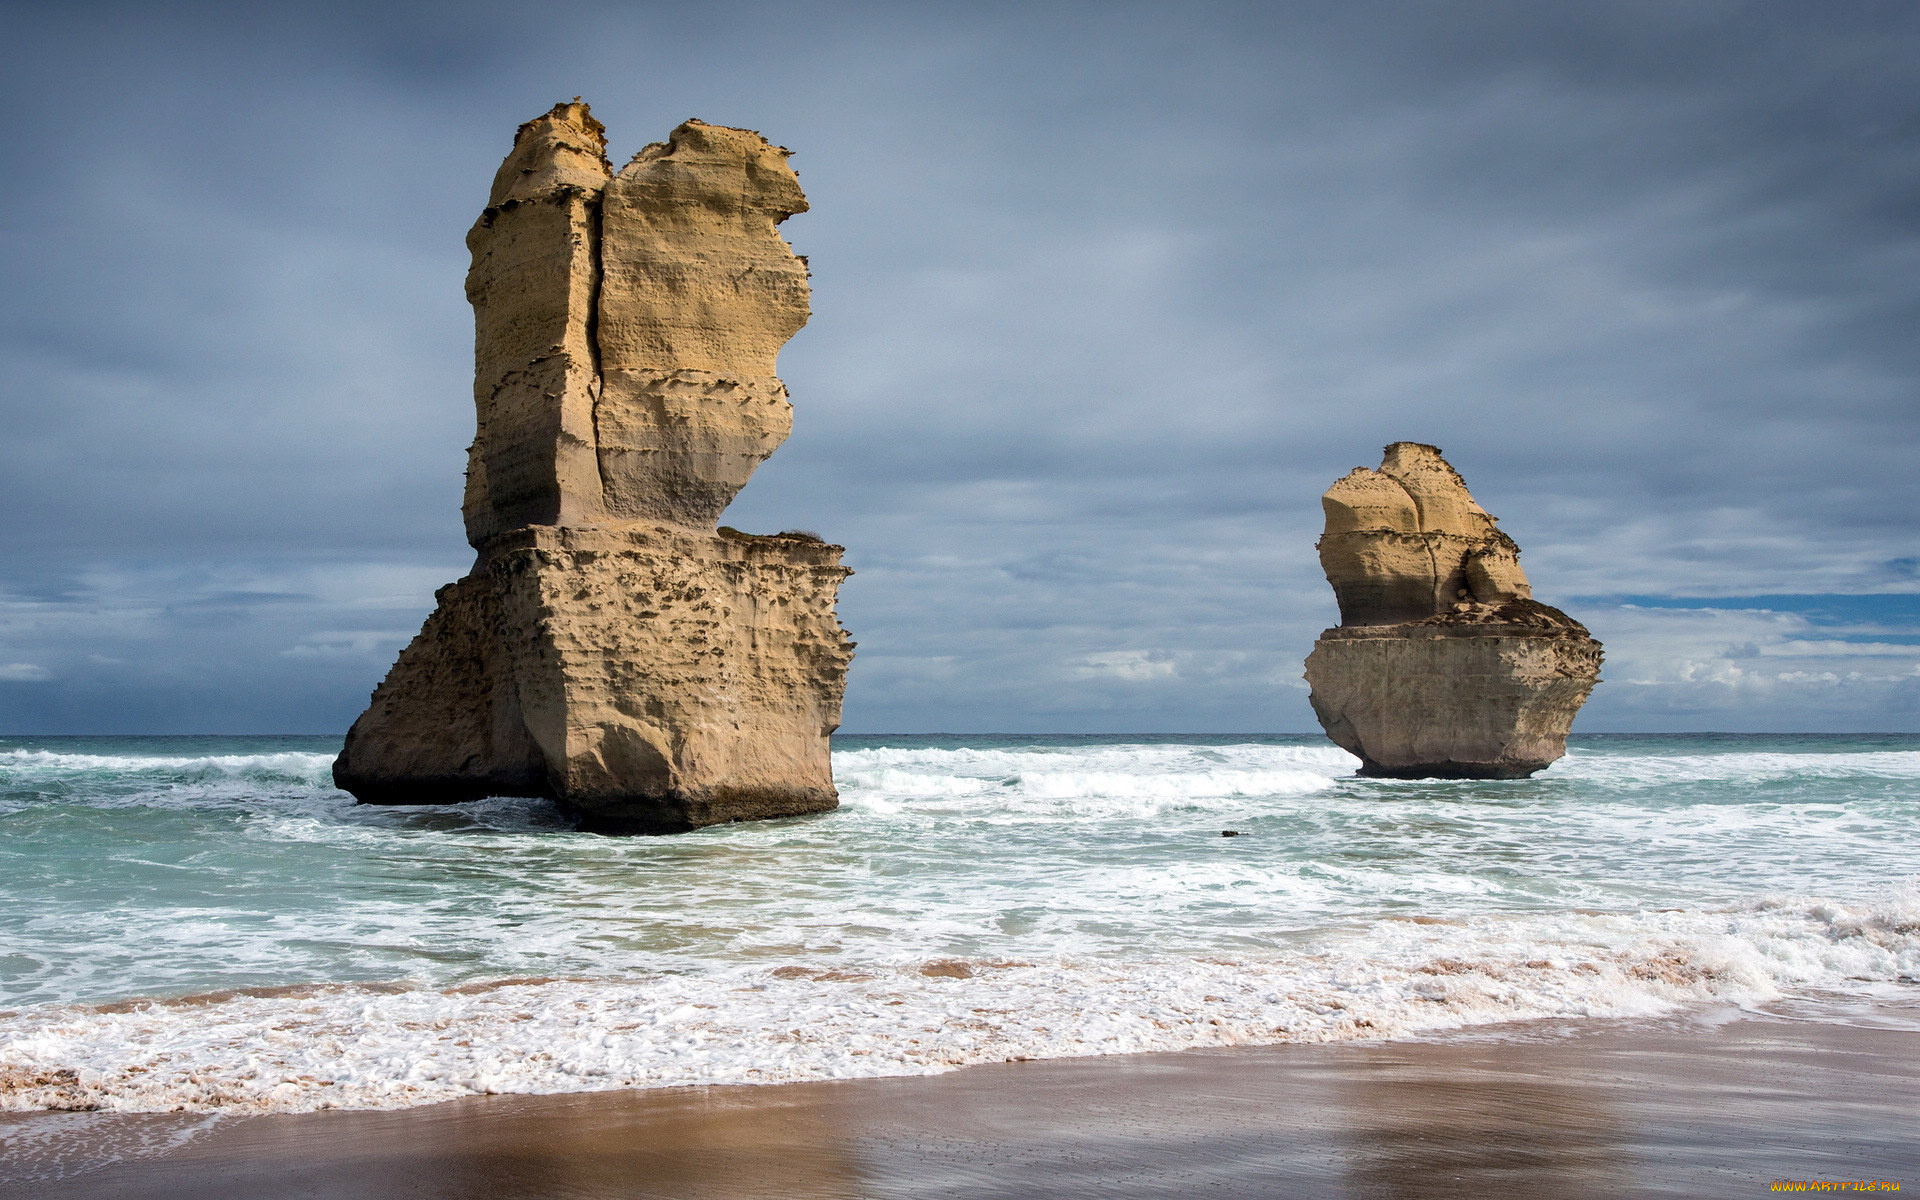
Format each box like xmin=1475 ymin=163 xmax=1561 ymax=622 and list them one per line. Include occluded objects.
xmin=2 ymin=0 xmax=1917 ymax=734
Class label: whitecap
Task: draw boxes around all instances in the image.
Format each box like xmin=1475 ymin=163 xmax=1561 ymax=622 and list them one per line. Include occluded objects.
xmin=2 ymin=891 xmax=1912 ymax=1114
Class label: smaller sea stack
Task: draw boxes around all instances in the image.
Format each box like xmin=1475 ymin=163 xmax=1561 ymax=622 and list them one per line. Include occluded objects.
xmin=1303 ymin=443 xmax=1602 ymax=779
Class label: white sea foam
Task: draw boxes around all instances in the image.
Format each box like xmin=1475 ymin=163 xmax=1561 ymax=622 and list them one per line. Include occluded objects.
xmin=0 ymin=749 xmax=336 ymax=785
xmin=833 ymin=742 xmax=1352 ymax=821
xmin=1553 ymin=749 xmax=1920 ymax=786
xmin=3 ymin=736 xmax=1916 ymax=1113
xmin=1 ymin=891 xmax=1913 ymax=1114
xmin=834 ymin=743 xmax=1359 ymax=776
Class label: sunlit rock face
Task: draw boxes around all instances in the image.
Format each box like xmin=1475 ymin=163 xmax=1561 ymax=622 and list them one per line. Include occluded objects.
xmin=593 ymin=119 xmax=813 ymax=529
xmin=335 ymin=103 xmax=852 ymax=833
xmin=461 ymin=101 xmax=610 ymax=542
xmin=1303 ymin=443 xmax=1601 ymax=779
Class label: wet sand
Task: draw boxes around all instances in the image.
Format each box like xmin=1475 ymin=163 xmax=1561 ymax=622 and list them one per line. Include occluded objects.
xmin=2 ymin=1005 xmax=1915 ymax=1199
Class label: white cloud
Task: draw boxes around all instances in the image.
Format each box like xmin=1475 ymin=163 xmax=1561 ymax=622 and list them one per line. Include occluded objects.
xmin=0 ymin=663 xmax=51 ymax=682
xmin=281 ymin=631 xmax=412 ymax=659
xmin=1075 ymin=650 xmax=1177 ymax=682
xmin=1759 ymin=640 xmax=1920 ymax=658
xmin=1578 ymin=603 xmax=1920 ymax=729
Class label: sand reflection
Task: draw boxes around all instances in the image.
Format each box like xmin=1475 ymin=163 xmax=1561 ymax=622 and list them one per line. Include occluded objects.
xmin=10 ymin=1013 xmax=1919 ymax=1199
xmin=1331 ymin=1043 xmax=1628 ymax=1199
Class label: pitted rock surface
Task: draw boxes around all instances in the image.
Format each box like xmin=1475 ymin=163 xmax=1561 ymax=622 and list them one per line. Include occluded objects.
xmin=337 ymin=102 xmax=852 ymax=832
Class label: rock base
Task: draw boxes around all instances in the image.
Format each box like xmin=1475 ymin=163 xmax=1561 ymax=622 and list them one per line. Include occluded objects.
xmin=333 ymin=524 xmax=853 ymax=833
xmin=1304 ymin=605 xmax=1602 ymax=780
xmin=1351 ymin=759 xmax=1544 ymax=781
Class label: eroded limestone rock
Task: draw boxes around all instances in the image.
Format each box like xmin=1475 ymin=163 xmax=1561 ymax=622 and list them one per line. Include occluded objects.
xmin=1303 ymin=443 xmax=1600 ymax=779
xmin=595 ymin=120 xmax=812 ymax=528
xmin=335 ymin=103 xmax=852 ymax=833
xmin=462 ymin=101 xmax=610 ymax=543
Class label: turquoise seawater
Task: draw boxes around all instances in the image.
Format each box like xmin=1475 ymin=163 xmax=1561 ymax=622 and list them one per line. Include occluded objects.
xmin=0 ymin=732 xmax=1914 ymax=1111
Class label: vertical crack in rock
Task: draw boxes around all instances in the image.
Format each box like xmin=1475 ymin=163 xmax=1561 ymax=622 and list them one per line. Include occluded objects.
xmin=335 ymin=103 xmax=854 ymax=834
xmin=1303 ymin=443 xmax=1602 ymax=779
xmin=463 ymin=100 xmax=611 ymax=542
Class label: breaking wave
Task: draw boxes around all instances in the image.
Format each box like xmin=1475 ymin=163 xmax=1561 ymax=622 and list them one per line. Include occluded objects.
xmin=0 ymin=749 xmax=336 ymax=786
xmin=1 ymin=733 xmax=1916 ymax=1113
xmin=1 ymin=891 xmax=1913 ymax=1113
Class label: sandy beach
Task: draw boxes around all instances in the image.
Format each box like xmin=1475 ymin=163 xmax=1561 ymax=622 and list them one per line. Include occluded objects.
xmin=3 ymin=1003 xmax=1913 ymax=1199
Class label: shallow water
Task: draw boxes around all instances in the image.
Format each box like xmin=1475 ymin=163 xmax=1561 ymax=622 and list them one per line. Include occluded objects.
xmin=0 ymin=733 xmax=1914 ymax=1111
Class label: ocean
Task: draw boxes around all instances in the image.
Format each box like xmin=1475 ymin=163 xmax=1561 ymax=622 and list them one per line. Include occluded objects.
xmin=0 ymin=733 xmax=1914 ymax=1113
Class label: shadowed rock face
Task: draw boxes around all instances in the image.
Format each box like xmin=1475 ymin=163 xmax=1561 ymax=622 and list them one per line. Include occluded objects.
xmin=336 ymin=103 xmax=853 ymax=833
xmin=1304 ymin=443 xmax=1601 ymax=779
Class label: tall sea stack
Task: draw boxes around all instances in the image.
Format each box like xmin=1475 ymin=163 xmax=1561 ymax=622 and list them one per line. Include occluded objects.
xmin=1303 ymin=443 xmax=1601 ymax=778
xmin=333 ymin=103 xmax=854 ymax=833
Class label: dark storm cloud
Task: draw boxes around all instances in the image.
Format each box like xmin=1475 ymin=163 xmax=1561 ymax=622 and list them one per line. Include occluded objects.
xmin=0 ymin=1 xmax=1916 ymax=732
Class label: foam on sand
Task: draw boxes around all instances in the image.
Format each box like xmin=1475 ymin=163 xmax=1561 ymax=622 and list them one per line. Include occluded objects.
xmin=2 ymin=890 xmax=1913 ymax=1114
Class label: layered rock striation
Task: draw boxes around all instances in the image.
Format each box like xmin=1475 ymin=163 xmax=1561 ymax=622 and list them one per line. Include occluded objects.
xmin=1303 ymin=443 xmax=1601 ymax=779
xmin=335 ymin=103 xmax=853 ymax=832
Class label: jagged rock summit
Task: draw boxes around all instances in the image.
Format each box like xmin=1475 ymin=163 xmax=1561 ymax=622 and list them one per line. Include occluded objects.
xmin=334 ymin=102 xmax=854 ymax=833
xmin=1303 ymin=443 xmax=1601 ymax=779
